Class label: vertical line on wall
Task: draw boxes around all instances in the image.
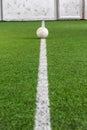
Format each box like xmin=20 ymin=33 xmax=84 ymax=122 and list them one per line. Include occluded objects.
xmin=54 ymin=0 xmax=58 ymax=20
xmin=1 ymin=0 xmax=3 ymax=20
xmin=82 ymin=0 xmax=85 ymax=19
xmin=0 ymin=0 xmax=1 ymax=20
xmin=56 ymin=0 xmax=59 ymax=20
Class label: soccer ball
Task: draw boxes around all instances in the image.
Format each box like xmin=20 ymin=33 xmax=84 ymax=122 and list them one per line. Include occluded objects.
xmin=36 ymin=27 xmax=49 ymax=38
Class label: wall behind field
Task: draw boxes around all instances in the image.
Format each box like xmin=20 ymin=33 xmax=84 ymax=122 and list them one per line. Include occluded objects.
xmin=0 ymin=0 xmax=87 ymax=21
xmin=58 ymin=0 xmax=82 ymax=19
xmin=3 ymin=0 xmax=55 ymax=21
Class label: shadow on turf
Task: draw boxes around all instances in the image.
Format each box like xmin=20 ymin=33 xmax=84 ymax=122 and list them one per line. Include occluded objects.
xmin=21 ymin=37 xmax=40 ymax=40
xmin=20 ymin=36 xmax=52 ymax=40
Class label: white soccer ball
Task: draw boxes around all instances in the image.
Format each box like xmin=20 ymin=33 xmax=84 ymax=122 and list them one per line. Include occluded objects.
xmin=36 ymin=27 xmax=49 ymax=38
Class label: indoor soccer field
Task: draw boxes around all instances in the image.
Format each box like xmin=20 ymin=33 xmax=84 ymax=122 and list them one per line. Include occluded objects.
xmin=0 ymin=21 xmax=87 ymax=130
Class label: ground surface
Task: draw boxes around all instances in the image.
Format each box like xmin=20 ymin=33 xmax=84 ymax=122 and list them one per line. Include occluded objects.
xmin=0 ymin=22 xmax=40 ymax=130
xmin=0 ymin=21 xmax=87 ymax=130
xmin=47 ymin=21 xmax=87 ymax=130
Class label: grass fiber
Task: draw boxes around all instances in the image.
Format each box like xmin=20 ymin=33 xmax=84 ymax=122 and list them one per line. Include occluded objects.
xmin=0 ymin=21 xmax=87 ymax=130
xmin=0 ymin=22 xmax=40 ymax=130
xmin=47 ymin=20 xmax=87 ymax=130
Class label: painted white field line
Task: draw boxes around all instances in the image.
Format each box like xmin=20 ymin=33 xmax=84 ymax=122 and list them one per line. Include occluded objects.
xmin=34 ymin=38 xmax=51 ymax=130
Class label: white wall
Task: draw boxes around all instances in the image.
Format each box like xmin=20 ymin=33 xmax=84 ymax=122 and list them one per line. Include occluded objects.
xmin=58 ymin=0 xmax=82 ymax=19
xmin=3 ymin=0 xmax=56 ymax=21
xmin=0 ymin=0 xmax=87 ymax=21
xmin=85 ymin=0 xmax=87 ymax=19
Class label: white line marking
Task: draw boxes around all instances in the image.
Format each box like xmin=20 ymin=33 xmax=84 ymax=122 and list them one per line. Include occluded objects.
xmin=34 ymin=38 xmax=51 ymax=130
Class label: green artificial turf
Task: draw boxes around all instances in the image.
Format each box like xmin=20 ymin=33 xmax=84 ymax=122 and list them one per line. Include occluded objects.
xmin=1 ymin=20 xmax=87 ymax=130
xmin=47 ymin=21 xmax=87 ymax=130
xmin=0 ymin=22 xmax=40 ymax=130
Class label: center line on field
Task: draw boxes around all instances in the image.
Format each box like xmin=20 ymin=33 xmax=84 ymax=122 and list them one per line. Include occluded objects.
xmin=34 ymin=38 xmax=51 ymax=130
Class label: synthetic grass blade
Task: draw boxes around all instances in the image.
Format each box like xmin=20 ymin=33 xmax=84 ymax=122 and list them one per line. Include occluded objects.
xmin=47 ymin=21 xmax=87 ymax=130
xmin=0 ymin=22 xmax=40 ymax=130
